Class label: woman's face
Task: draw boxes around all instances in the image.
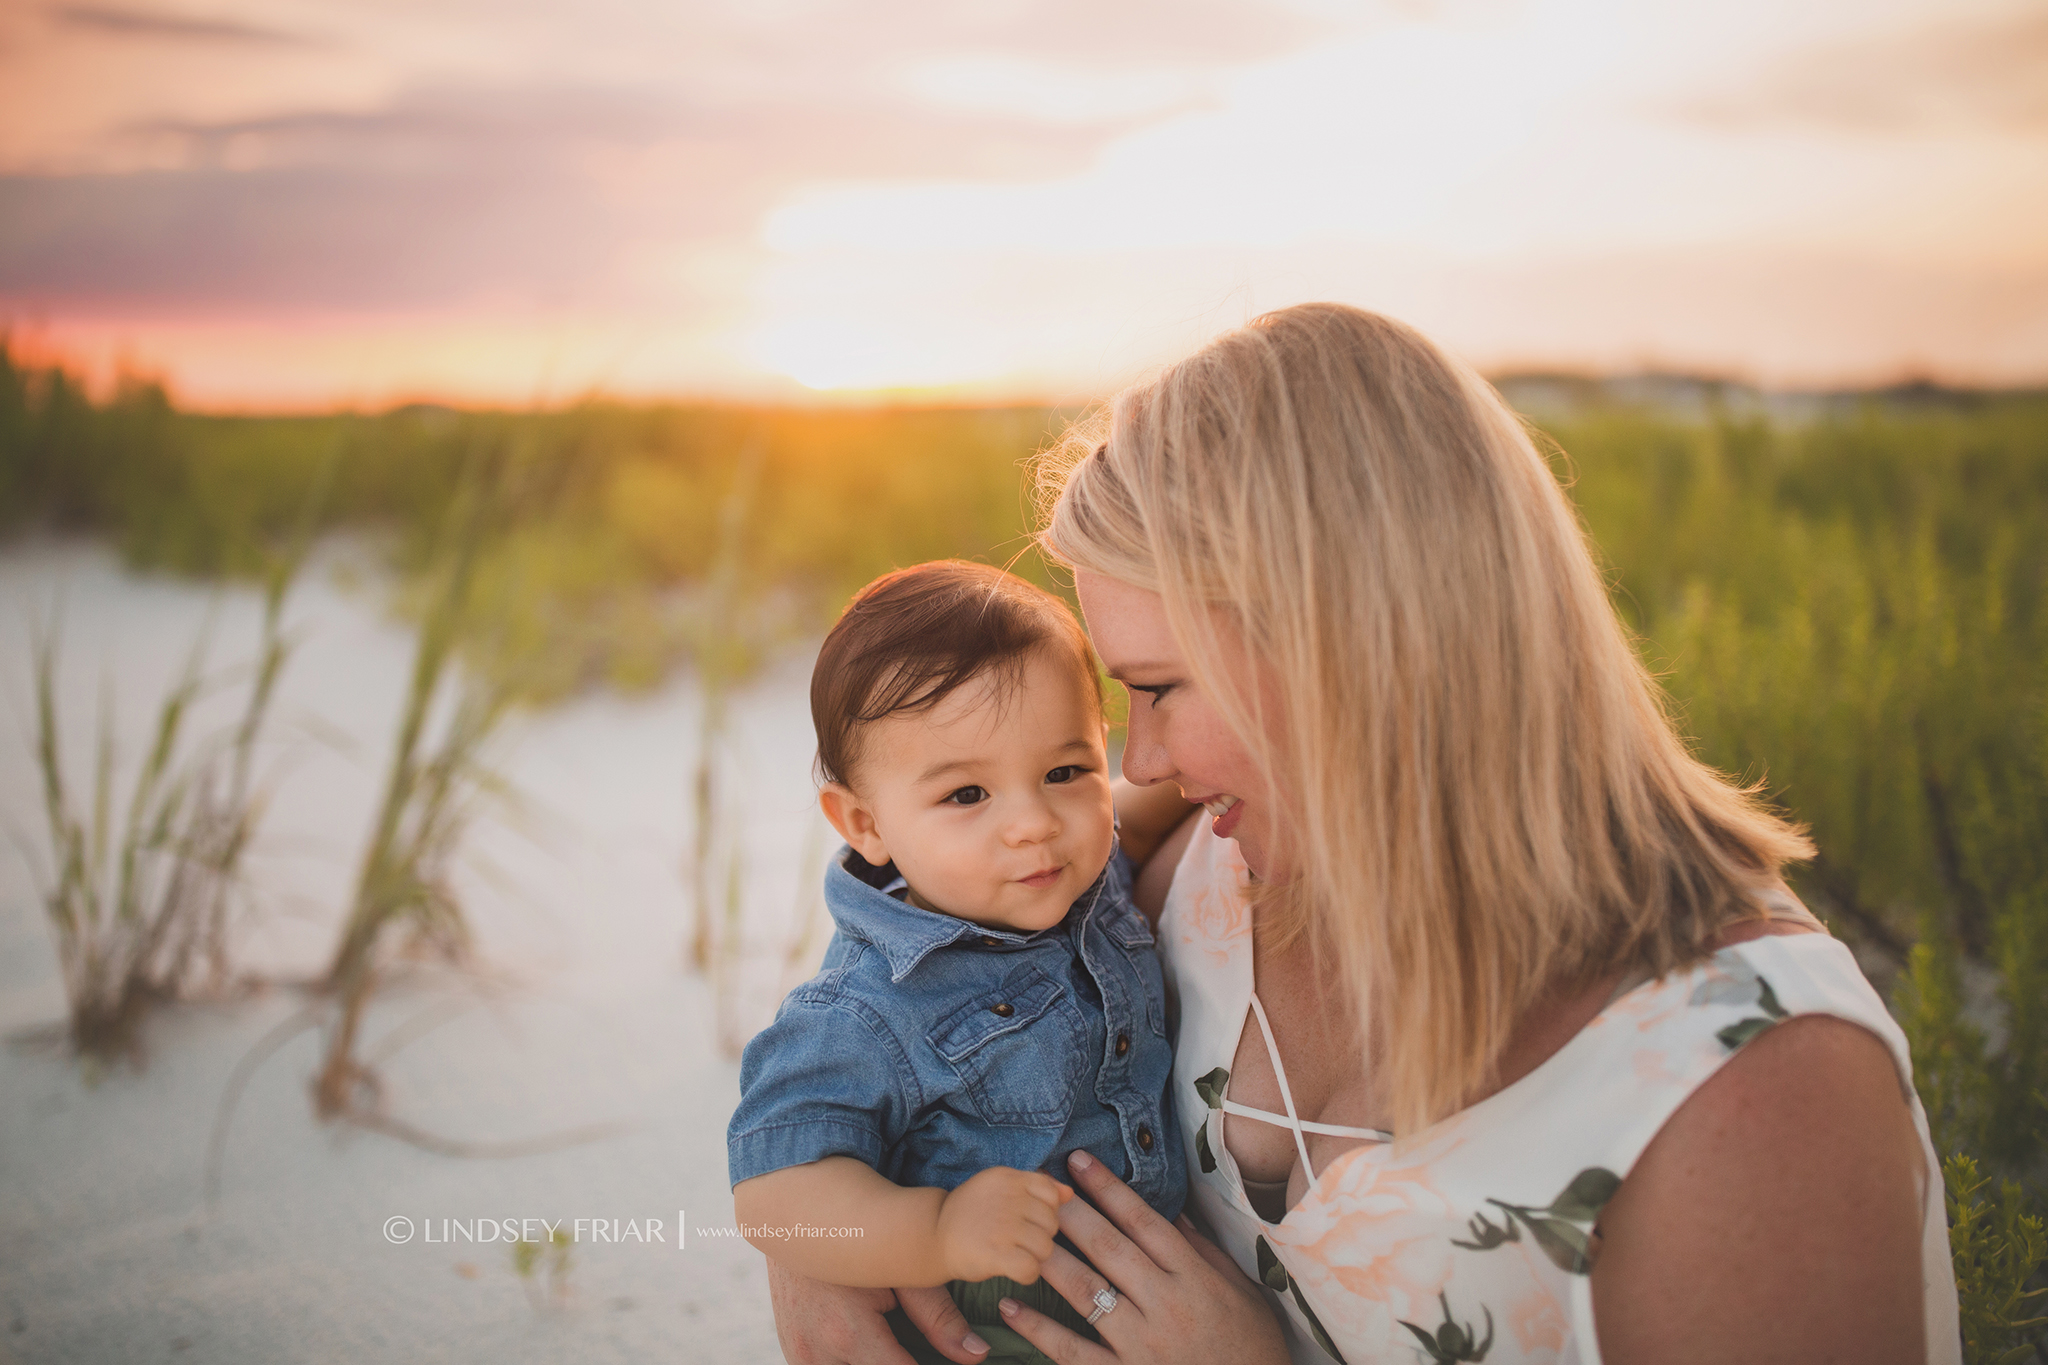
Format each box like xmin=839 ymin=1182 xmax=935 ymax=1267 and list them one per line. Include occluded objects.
xmin=1075 ymin=571 xmax=1289 ymax=881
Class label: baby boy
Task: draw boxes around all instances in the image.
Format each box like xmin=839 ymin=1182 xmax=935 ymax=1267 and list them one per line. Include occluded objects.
xmin=727 ymin=559 xmax=1183 ymax=1364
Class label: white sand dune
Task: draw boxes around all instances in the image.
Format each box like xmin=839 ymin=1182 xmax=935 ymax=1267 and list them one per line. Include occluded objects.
xmin=0 ymin=543 xmax=829 ymax=1364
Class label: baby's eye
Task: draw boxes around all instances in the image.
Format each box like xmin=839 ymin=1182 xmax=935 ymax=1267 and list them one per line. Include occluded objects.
xmin=1045 ymin=765 xmax=1086 ymax=785
xmin=942 ymin=786 xmax=988 ymax=807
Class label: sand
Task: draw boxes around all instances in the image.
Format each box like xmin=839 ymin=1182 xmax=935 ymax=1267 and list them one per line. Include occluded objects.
xmin=0 ymin=541 xmax=829 ymax=1364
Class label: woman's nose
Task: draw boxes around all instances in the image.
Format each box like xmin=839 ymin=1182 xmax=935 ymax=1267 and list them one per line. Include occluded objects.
xmin=1119 ymin=705 xmax=1173 ymax=788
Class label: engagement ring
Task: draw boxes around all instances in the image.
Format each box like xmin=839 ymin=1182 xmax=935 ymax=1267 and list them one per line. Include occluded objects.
xmin=1086 ymin=1287 xmax=1118 ymax=1325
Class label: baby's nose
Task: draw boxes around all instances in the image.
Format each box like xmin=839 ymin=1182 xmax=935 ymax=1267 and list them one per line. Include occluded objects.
xmin=1003 ymin=797 xmax=1061 ymax=844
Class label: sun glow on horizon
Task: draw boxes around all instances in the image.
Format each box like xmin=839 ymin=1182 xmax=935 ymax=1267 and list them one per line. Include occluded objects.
xmin=748 ymin=316 xmax=1018 ymax=394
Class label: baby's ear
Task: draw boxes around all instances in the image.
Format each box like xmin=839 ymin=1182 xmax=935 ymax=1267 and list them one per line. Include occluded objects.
xmin=819 ymin=783 xmax=890 ymax=866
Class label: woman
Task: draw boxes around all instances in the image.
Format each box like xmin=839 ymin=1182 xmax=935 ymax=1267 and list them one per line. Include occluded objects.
xmin=769 ymin=303 xmax=1958 ymax=1364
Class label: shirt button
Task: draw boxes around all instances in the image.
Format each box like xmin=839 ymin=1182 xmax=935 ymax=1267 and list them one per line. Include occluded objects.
xmin=1137 ymin=1125 xmax=1154 ymax=1151
xmin=1114 ymin=1032 xmax=1130 ymax=1058
xmin=990 ymin=1002 xmax=1014 ymax=1017
xmin=980 ymin=936 xmax=1001 ymax=946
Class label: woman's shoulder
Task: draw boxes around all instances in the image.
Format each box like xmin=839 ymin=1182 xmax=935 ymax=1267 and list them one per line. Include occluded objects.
xmin=1694 ymin=930 xmax=1915 ymax=1089
xmin=1619 ymin=930 xmax=1919 ymax=1167
xmin=1519 ymin=932 xmax=1947 ymax=1361
xmin=1589 ymin=958 xmax=1939 ymax=1363
xmin=1492 ymin=930 xmax=1913 ymax=1158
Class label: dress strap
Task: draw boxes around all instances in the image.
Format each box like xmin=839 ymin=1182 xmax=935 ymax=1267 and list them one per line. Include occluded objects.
xmin=1245 ymin=994 xmax=1320 ymax=1180
xmin=1220 ymin=1100 xmax=1393 ymax=1141
xmin=1236 ymin=994 xmax=1393 ymax=1138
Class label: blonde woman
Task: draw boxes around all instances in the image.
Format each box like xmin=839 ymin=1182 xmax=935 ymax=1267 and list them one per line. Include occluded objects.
xmin=767 ymin=303 xmax=1958 ymax=1364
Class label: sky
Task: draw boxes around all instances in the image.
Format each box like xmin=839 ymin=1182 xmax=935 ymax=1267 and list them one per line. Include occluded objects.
xmin=1 ymin=0 xmax=2044 ymax=408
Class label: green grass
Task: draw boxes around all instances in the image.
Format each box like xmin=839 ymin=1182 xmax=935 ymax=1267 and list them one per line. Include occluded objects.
xmin=1948 ymin=1154 xmax=2048 ymax=1363
xmin=23 ymin=522 xmax=308 ymax=1064
xmin=5 ymin=341 xmax=2044 ymax=1356
xmin=313 ymin=449 xmax=516 ymax=1121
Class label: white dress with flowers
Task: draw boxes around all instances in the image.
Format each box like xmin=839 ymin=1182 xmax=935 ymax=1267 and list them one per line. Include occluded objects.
xmin=1159 ymin=822 xmax=1961 ymax=1365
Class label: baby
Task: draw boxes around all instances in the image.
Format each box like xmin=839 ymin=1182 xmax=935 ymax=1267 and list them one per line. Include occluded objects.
xmin=727 ymin=560 xmax=1183 ymax=1365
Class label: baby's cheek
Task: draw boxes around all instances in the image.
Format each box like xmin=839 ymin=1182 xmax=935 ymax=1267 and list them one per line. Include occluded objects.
xmin=927 ymin=837 xmax=998 ymax=896
xmin=1074 ymin=791 xmax=1118 ymax=862
xmin=894 ymin=823 xmax=991 ymax=906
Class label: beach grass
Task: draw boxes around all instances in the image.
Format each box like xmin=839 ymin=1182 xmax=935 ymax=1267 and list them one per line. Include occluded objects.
xmin=22 ymin=523 xmax=309 ymax=1064
xmin=312 ymin=446 xmax=516 ymax=1120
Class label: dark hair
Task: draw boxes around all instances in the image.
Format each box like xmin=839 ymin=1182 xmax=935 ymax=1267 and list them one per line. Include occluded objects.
xmin=811 ymin=560 xmax=1101 ymax=788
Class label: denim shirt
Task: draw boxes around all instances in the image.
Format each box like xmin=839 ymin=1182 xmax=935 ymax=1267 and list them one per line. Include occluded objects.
xmin=727 ymin=846 xmax=1185 ymax=1223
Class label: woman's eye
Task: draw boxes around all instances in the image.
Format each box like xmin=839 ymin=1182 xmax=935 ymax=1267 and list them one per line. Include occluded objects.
xmin=942 ymin=786 xmax=988 ymax=807
xmin=1127 ymin=683 xmax=1174 ymax=706
xmin=1046 ymin=765 xmax=1084 ymax=784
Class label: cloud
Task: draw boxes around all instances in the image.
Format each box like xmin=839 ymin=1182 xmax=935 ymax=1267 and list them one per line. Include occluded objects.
xmin=50 ymin=3 xmax=322 ymax=46
xmin=0 ymin=82 xmax=1134 ymax=311
xmin=1665 ymin=8 xmax=2048 ymax=135
xmin=0 ymin=0 xmax=1350 ymax=314
xmin=895 ymin=0 xmax=1335 ymax=67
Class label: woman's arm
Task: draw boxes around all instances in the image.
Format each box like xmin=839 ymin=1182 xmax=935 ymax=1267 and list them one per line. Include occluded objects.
xmin=1591 ymin=1014 xmax=1929 ymax=1363
xmin=737 ymin=1157 xmax=1072 ymax=1289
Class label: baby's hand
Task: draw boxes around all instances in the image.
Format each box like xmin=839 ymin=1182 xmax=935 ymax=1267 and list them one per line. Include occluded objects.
xmin=934 ymin=1166 xmax=1074 ymax=1284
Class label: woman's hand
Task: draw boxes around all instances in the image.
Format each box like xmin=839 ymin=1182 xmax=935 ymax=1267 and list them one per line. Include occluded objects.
xmin=766 ymin=1258 xmax=992 ymax=1365
xmin=995 ymin=1150 xmax=1289 ymax=1365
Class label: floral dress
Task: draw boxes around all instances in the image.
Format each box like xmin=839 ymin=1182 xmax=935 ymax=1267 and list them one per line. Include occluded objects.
xmin=1160 ymin=822 xmax=1962 ymax=1365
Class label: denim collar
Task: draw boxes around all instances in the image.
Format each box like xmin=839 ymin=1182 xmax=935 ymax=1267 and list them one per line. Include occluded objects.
xmin=823 ymin=846 xmax=1110 ymax=983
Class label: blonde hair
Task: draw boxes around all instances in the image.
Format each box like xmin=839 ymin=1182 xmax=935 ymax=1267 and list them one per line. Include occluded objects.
xmin=1037 ymin=303 xmax=1812 ymax=1135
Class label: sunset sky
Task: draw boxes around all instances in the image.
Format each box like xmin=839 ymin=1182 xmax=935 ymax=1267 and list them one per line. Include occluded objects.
xmin=2 ymin=0 xmax=2044 ymax=408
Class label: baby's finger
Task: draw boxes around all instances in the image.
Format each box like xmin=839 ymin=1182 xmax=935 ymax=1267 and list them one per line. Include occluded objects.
xmin=999 ymin=1252 xmax=1043 ymax=1286
xmin=1021 ymin=1200 xmax=1061 ymax=1236
xmin=1026 ymin=1174 xmax=1075 ymax=1207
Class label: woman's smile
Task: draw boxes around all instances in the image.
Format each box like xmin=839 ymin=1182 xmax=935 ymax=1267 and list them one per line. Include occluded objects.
xmin=1182 ymin=790 xmax=1245 ymax=838
xmin=1206 ymin=796 xmax=1245 ymax=839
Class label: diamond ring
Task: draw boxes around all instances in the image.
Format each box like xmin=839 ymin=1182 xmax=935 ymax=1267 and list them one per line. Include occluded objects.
xmin=1085 ymin=1287 xmax=1118 ymax=1325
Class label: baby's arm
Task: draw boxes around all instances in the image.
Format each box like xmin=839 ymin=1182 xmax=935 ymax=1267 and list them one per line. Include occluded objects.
xmin=735 ymin=1157 xmax=1072 ymax=1288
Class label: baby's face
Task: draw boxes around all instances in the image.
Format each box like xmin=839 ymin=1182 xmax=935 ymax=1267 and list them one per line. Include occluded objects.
xmin=826 ymin=647 xmax=1115 ymax=933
